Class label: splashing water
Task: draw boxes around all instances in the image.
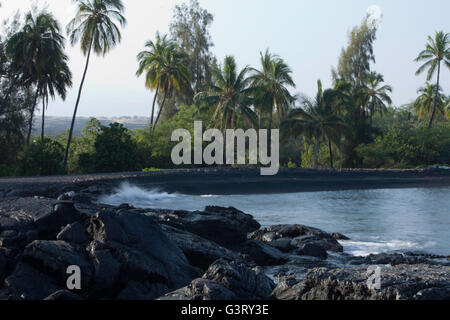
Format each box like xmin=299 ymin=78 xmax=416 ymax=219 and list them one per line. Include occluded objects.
xmin=97 ymin=182 xmax=178 ymax=208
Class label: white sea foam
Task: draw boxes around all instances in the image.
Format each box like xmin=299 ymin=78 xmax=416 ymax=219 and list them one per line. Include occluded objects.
xmin=97 ymin=182 xmax=177 ymax=208
xmin=341 ymin=239 xmax=437 ymax=257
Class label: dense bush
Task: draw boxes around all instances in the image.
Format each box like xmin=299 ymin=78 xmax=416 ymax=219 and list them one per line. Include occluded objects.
xmin=356 ymin=122 xmax=450 ymax=168
xmin=78 ymin=123 xmax=141 ymax=173
xmin=20 ymin=138 xmax=65 ymax=176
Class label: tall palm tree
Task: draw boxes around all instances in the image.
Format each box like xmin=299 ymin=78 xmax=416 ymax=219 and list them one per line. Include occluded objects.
xmin=282 ymin=80 xmax=347 ymax=168
xmin=249 ymin=50 xmax=296 ymax=155
xmin=64 ymin=0 xmax=127 ymax=170
xmin=195 ymin=56 xmax=256 ymax=131
xmin=363 ymin=72 xmax=392 ymax=136
xmin=5 ymin=11 xmax=67 ymax=146
xmin=415 ymin=31 xmax=450 ymax=129
xmin=136 ymin=33 xmax=175 ymax=127
xmin=413 ymin=83 xmax=445 ymax=122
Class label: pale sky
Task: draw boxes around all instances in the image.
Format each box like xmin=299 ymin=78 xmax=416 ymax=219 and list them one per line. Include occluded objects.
xmin=0 ymin=0 xmax=449 ymax=118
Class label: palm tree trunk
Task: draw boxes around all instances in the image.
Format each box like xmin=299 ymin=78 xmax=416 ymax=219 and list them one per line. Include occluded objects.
xmin=313 ymin=131 xmax=322 ymax=169
xmin=328 ymin=137 xmax=334 ymax=169
xmin=26 ymin=86 xmax=40 ymax=147
xmin=41 ymin=98 xmax=45 ymax=143
xmin=63 ymin=39 xmax=93 ymax=171
xmin=150 ymin=82 xmax=160 ymax=127
xmin=428 ymin=61 xmax=441 ymax=129
xmin=153 ymin=86 xmax=168 ymax=131
xmin=0 ymin=73 xmax=20 ymax=115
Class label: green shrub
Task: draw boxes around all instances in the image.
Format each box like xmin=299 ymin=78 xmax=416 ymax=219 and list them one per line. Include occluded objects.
xmin=78 ymin=123 xmax=141 ymax=173
xmin=20 ymin=138 xmax=65 ymax=176
xmin=356 ymin=122 xmax=450 ymax=168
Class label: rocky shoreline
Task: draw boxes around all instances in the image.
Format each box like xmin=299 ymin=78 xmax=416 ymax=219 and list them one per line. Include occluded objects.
xmin=1 ymin=183 xmax=449 ymax=300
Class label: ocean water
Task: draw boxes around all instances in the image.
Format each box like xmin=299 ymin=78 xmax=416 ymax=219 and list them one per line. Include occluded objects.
xmin=98 ymin=182 xmax=450 ymax=256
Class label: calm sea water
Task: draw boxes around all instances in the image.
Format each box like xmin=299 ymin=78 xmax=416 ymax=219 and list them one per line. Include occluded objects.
xmin=98 ymin=183 xmax=450 ymax=256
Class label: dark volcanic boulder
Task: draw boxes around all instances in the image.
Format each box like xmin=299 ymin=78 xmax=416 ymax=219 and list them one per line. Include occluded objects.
xmin=57 ymin=221 xmax=89 ymax=245
xmin=273 ymin=264 xmax=450 ymax=300
xmin=160 ymin=224 xmax=242 ymax=270
xmin=87 ymin=241 xmax=121 ymax=295
xmin=159 ymin=278 xmax=237 ymax=300
xmin=5 ymin=263 xmax=62 ymax=300
xmin=22 ymin=240 xmax=94 ymax=288
xmin=291 ymin=237 xmax=343 ymax=253
xmin=331 ymin=232 xmax=350 ymax=240
xmin=0 ymin=197 xmax=54 ymax=233
xmin=202 ymin=259 xmax=275 ymax=300
xmin=239 ymin=240 xmax=287 ymax=266
xmin=250 ymin=225 xmax=334 ymax=242
xmin=146 ymin=206 xmax=261 ymax=248
xmin=87 ymin=209 xmax=200 ymax=290
xmin=250 ymin=225 xmax=343 ymax=255
xmin=35 ymin=201 xmax=85 ymax=239
xmin=296 ymin=242 xmax=328 ymax=259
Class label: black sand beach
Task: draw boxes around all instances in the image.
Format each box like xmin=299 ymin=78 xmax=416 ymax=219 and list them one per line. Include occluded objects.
xmin=1 ymin=167 xmax=450 ymax=197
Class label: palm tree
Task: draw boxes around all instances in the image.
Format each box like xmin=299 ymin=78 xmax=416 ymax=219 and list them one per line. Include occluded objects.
xmin=415 ymin=31 xmax=450 ymax=129
xmin=363 ymin=72 xmax=392 ymax=136
xmin=5 ymin=11 xmax=67 ymax=146
xmin=282 ymin=80 xmax=347 ymax=168
xmin=136 ymin=33 xmax=174 ymax=127
xmin=39 ymin=55 xmax=72 ymax=142
xmin=413 ymin=83 xmax=445 ymax=122
xmin=136 ymin=33 xmax=191 ymax=130
xmin=249 ymin=50 xmax=296 ymax=155
xmin=64 ymin=0 xmax=127 ymax=170
xmin=195 ymin=56 xmax=257 ymax=131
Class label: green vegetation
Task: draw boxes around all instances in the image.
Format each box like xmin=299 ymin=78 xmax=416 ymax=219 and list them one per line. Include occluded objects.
xmin=0 ymin=1 xmax=449 ymax=177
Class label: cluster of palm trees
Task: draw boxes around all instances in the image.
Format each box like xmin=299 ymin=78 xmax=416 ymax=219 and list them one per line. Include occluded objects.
xmin=1 ymin=0 xmax=126 ymax=171
xmin=135 ymin=29 xmax=449 ymax=169
xmin=1 ymin=11 xmax=72 ymax=146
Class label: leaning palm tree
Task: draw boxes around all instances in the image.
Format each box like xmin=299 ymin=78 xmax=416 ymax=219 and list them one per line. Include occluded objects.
xmin=5 ymin=11 xmax=67 ymax=146
xmin=195 ymin=56 xmax=257 ymax=132
xmin=249 ymin=50 xmax=296 ymax=155
xmin=413 ymin=83 xmax=445 ymax=123
xmin=282 ymin=80 xmax=347 ymax=169
xmin=136 ymin=33 xmax=191 ymax=130
xmin=415 ymin=31 xmax=450 ymax=129
xmin=64 ymin=0 xmax=127 ymax=170
xmin=363 ymin=72 xmax=392 ymax=136
xmin=136 ymin=33 xmax=175 ymax=127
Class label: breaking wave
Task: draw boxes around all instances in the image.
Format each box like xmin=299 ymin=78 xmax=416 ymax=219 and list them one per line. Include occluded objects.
xmin=97 ymin=182 xmax=177 ymax=208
